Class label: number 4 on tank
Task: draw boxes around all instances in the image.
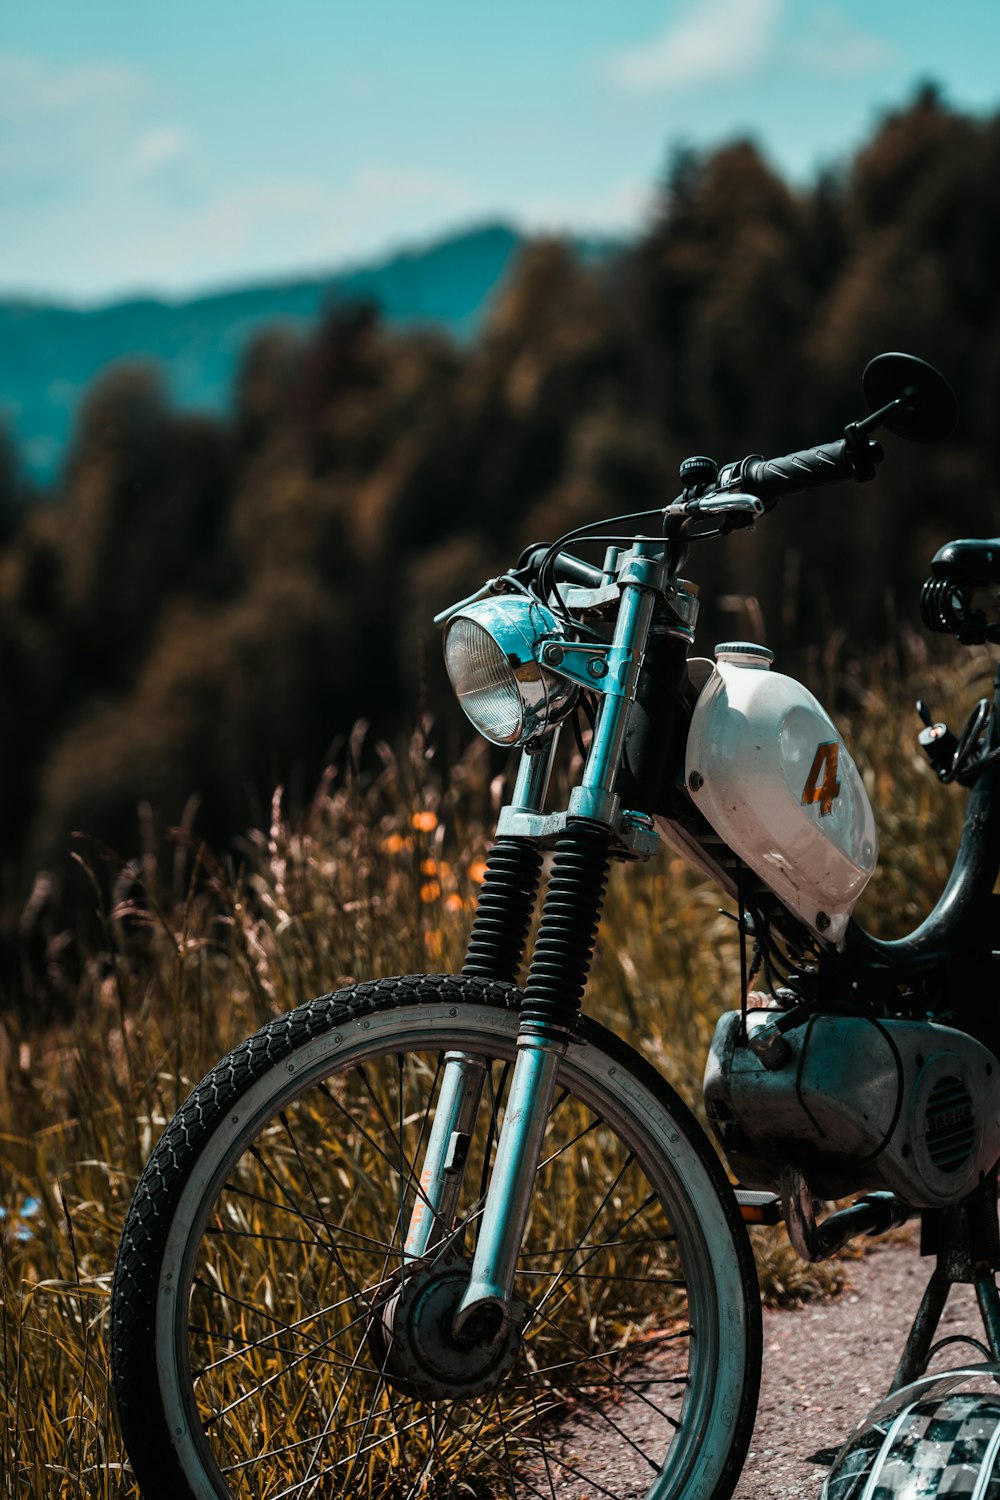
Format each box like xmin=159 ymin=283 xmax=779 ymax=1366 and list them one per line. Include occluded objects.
xmin=802 ymin=740 xmax=842 ymax=816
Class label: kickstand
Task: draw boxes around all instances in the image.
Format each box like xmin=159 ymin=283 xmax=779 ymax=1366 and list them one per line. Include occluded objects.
xmin=890 ymin=1172 xmax=1000 ymax=1393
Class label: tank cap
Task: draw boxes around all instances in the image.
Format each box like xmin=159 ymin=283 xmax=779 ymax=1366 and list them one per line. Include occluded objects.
xmin=714 ymin=641 xmax=773 ymax=668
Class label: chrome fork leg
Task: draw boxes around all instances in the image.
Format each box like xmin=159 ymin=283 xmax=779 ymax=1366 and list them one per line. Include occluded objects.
xmin=403 ymin=1050 xmax=487 ymax=1261
xmin=453 ymin=1036 xmax=565 ymax=1341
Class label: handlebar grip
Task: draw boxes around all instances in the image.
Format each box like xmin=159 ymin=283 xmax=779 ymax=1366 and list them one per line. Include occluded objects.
xmin=740 ymin=439 xmax=857 ymax=501
xmin=520 ymin=545 xmax=604 ymax=589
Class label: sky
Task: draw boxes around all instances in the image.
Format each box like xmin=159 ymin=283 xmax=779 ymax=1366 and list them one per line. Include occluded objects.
xmin=3 ymin=0 xmax=1000 ymax=305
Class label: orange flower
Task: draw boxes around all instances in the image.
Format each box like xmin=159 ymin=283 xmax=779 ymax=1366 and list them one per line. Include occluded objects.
xmin=444 ymin=892 xmax=464 ymax=913
xmin=420 ymin=880 xmax=442 ymax=903
xmin=411 ymin=811 xmax=438 ymax=833
xmin=468 ymin=860 xmax=489 ymax=884
xmin=381 ymin=833 xmax=413 ymax=855
xmin=420 ymin=858 xmax=439 ymax=876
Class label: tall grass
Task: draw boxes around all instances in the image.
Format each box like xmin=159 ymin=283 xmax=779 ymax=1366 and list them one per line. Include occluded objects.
xmin=0 ymin=644 xmax=988 ymax=1496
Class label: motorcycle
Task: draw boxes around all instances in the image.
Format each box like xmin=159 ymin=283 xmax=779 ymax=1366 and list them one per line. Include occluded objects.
xmin=111 ymin=351 xmax=1000 ymax=1500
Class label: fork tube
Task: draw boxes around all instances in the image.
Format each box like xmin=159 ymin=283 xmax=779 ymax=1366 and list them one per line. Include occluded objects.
xmin=454 ymin=565 xmax=658 ymax=1333
xmin=403 ymin=1051 xmax=487 ymax=1261
xmin=510 ymin=730 xmax=560 ymax=813
xmin=461 ymin=736 xmax=555 ymax=984
xmin=452 ymin=1038 xmax=564 ymax=1339
xmin=569 ymin=549 xmax=662 ymax=825
xmin=457 ymin=820 xmax=614 ymax=1335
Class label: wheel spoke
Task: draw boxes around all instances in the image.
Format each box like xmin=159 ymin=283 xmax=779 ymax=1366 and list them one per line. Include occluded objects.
xmin=520 ymin=1297 xmax=687 ymax=1430
xmin=530 ymin=1337 xmax=692 ymax=1380
xmin=519 ymin=1359 xmax=559 ymax=1500
xmin=220 ymin=1182 xmax=401 ymax=1254
xmin=518 ymin=1233 xmax=677 ymax=1257
xmin=531 ymin=1160 xmax=641 ymax=1316
xmin=193 ymin=1331 xmax=366 ymax=1380
xmin=477 ymin=1058 xmax=512 ymax=1207
xmin=315 ymin=1078 xmax=451 ymax=1245
xmin=190 ymin=1278 xmax=364 ymax=1362
xmin=265 ymin=1413 xmax=433 ymax=1499
xmin=529 ymin=1186 xmax=672 ymax=1338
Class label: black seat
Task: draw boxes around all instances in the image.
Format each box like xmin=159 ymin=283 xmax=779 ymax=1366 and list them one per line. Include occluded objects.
xmin=931 ymin=538 xmax=1000 ymax=586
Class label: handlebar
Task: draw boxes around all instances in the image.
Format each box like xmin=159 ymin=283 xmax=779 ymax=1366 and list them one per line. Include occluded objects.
xmin=521 ymin=430 xmax=887 ymax=599
xmin=717 ymin=435 xmax=883 ymax=504
xmin=433 ymin=546 xmax=605 ymax=625
xmin=519 ymin=544 xmax=604 ymax=589
xmin=438 ymin=424 xmax=887 ymax=630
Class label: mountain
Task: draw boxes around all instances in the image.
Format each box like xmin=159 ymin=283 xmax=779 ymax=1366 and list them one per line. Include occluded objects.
xmin=0 ymin=222 xmax=619 ymax=486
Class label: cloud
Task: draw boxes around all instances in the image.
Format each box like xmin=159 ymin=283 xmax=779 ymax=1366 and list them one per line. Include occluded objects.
xmin=1 ymin=140 xmax=653 ymax=302
xmin=789 ymin=7 xmax=896 ymax=75
xmin=0 ymin=49 xmax=156 ymax=198
xmin=0 ymin=51 xmax=145 ymax=122
xmin=606 ymin=0 xmax=784 ymax=93
xmin=124 ymin=126 xmax=194 ymax=184
xmin=349 ymin=165 xmax=481 ymax=215
xmin=518 ymin=178 xmax=653 ymax=240
xmin=605 ymin=1 xmax=893 ymax=94
xmin=0 ymin=49 xmax=652 ymax=299
xmin=0 ymin=50 xmax=495 ymax=299
xmin=0 ymin=161 xmax=501 ymax=301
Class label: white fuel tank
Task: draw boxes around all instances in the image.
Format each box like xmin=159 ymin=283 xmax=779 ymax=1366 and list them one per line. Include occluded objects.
xmin=685 ymin=642 xmax=878 ymax=943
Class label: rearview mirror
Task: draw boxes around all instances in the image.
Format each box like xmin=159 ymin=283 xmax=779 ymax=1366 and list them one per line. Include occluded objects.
xmin=861 ymin=352 xmax=958 ymax=444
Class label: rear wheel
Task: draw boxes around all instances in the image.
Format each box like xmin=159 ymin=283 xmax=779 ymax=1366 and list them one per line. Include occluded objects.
xmin=112 ymin=974 xmax=760 ymax=1499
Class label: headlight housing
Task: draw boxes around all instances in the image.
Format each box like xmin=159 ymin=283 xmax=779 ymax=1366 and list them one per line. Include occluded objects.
xmin=443 ymin=596 xmax=579 ymax=746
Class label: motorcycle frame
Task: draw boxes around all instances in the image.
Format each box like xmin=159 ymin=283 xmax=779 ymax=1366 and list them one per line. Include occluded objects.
xmin=408 ymin=534 xmax=1000 ymax=1340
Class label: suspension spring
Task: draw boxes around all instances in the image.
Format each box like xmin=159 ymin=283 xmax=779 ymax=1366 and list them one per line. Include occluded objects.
xmin=518 ymin=821 xmax=612 ymax=1041
xmin=462 ymin=837 xmax=545 ymax=984
xmin=921 ymin=574 xmax=993 ymax=644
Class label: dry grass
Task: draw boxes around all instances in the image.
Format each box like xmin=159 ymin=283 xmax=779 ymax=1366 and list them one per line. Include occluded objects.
xmin=0 ymin=644 xmax=988 ymax=1495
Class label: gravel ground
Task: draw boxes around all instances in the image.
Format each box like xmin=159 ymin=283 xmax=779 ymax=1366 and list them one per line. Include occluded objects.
xmin=733 ymin=1234 xmax=990 ymax=1500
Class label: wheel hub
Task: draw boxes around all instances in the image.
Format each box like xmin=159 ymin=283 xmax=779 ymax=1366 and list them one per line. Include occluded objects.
xmin=371 ymin=1251 xmax=528 ymax=1400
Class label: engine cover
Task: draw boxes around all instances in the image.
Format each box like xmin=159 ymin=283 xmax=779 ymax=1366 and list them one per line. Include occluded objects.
xmin=685 ymin=644 xmax=878 ymax=942
xmin=704 ymin=1009 xmax=1000 ymax=1208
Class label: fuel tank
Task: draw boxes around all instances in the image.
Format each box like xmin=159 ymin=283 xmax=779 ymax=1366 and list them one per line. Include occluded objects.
xmin=685 ymin=642 xmax=878 ymax=943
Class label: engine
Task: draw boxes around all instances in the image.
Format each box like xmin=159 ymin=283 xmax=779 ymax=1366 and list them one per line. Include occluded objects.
xmin=704 ymin=1008 xmax=1000 ymax=1209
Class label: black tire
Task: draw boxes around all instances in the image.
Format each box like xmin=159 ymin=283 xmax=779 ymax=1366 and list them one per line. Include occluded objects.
xmin=112 ymin=974 xmax=761 ymax=1499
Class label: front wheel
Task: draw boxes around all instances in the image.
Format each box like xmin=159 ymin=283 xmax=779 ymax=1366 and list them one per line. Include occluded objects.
xmin=112 ymin=974 xmax=760 ymax=1500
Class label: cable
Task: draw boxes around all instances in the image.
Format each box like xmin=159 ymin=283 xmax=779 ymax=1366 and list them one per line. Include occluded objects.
xmin=852 ymin=1015 xmax=906 ymax=1167
xmin=535 ymin=509 xmax=672 ymax=627
xmin=950 ymin=697 xmax=991 ymax=783
xmin=571 ymin=695 xmax=596 ymax=763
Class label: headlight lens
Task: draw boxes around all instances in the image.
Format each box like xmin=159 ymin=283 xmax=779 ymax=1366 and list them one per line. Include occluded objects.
xmin=443 ymin=596 xmax=578 ymax=746
xmin=446 ymin=618 xmax=526 ymax=744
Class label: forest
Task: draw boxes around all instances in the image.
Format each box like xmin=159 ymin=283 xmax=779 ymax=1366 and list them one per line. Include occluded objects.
xmin=2 ymin=84 xmax=999 ymax=1004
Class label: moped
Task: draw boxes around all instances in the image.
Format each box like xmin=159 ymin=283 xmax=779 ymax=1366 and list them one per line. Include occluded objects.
xmin=111 ymin=352 xmax=1000 ymax=1500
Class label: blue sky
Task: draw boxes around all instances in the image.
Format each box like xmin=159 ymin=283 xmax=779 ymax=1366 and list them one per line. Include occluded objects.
xmin=3 ymin=0 xmax=999 ymax=303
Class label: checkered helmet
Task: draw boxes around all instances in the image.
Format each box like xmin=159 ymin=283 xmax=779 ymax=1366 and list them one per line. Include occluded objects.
xmin=821 ymin=1365 xmax=1000 ymax=1500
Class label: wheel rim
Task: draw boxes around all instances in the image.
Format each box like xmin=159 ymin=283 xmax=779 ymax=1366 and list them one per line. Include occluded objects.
xmin=156 ymin=1005 xmax=748 ymax=1499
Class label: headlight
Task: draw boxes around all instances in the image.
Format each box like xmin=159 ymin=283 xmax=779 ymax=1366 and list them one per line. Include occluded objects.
xmin=443 ymin=596 xmax=578 ymax=746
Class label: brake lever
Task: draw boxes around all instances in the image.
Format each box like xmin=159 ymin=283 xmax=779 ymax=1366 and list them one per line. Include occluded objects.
xmin=663 ymin=491 xmax=767 ymax=520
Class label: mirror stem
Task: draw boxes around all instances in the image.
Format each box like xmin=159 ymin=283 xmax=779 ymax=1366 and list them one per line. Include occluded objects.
xmin=852 ymin=388 xmax=917 ymax=438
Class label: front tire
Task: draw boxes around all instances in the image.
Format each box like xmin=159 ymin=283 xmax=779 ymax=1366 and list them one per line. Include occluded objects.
xmin=112 ymin=974 xmax=760 ymax=1499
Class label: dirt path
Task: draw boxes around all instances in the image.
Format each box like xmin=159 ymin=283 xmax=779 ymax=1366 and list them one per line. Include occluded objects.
xmin=734 ymin=1235 xmax=989 ymax=1499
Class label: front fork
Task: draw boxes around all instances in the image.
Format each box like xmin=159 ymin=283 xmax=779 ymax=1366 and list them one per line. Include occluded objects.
xmin=403 ymin=561 xmax=660 ymax=1337
xmin=403 ymin=1050 xmax=488 ymax=1263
